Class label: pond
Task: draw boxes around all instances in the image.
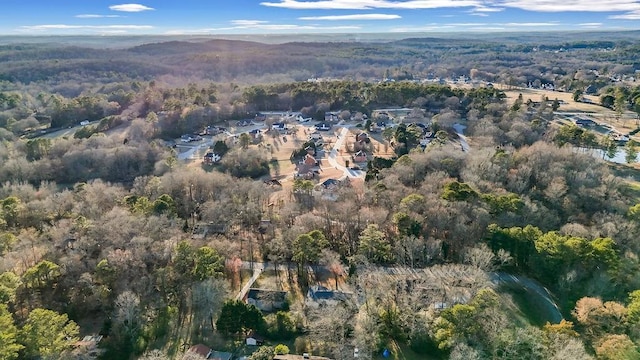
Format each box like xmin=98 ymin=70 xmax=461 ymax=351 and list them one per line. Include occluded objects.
xmin=584 ymin=147 xmax=638 ymax=164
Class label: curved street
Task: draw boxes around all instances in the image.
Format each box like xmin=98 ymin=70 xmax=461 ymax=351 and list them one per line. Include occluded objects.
xmin=327 ymin=127 xmax=365 ymax=179
xmin=236 ymin=261 xmax=563 ymax=325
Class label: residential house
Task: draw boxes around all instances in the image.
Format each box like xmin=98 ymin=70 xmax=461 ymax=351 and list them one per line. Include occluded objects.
xmin=320 ymin=178 xmax=340 ymax=190
xmin=420 ymin=131 xmax=435 ymax=147
xmin=433 ymin=302 xmax=449 ymax=311
xmin=73 ymin=335 xmax=104 ymax=359
xmin=575 ymin=118 xmax=597 ymax=127
xmin=356 ymin=132 xmax=369 ymax=143
xmin=294 ymin=165 xmax=317 ymax=180
xmin=255 ymin=113 xmax=267 ymax=121
xmin=324 ymin=112 xmax=338 ymax=122
xmin=203 ymin=152 xmax=221 ymax=165
xmin=309 ymin=131 xmax=323 ymax=140
xmin=314 ymin=178 xmax=344 ymax=201
xmin=316 ymin=123 xmax=332 ymax=131
xmin=274 ymin=355 xmax=332 ymax=360
xmin=305 ymin=146 xmax=316 ymax=156
xmin=245 ymin=331 xmax=265 ymax=346
xmin=249 ymin=128 xmax=263 ymax=141
xmin=297 ymin=115 xmax=312 ymax=123
xmin=245 ymin=288 xmax=288 ymax=312
xmin=296 ymin=154 xmax=319 ymax=179
xmin=353 ymin=150 xmax=367 ymax=163
xmin=303 ymin=154 xmax=318 ymax=166
xmin=584 ymin=84 xmax=598 ymax=95
xmin=613 ymin=133 xmax=630 ymax=143
xmin=370 ymin=121 xmax=387 ymax=133
xmin=272 ymin=122 xmax=287 ymax=132
xmin=307 ymin=285 xmax=351 ymax=305
xmin=419 ymin=137 xmax=432 ymax=147
xmin=185 ymin=344 xmax=212 ymax=359
xmin=264 ymin=179 xmax=282 ymax=187
xmin=184 ymin=344 xmax=232 ymax=360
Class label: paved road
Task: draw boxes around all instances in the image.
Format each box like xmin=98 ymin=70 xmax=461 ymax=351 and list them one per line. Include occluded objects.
xmin=453 ymin=123 xmax=470 ymax=152
xmin=491 ymin=272 xmax=563 ymax=324
xmin=38 ymin=120 xmax=102 ymax=139
xmin=327 ymin=127 xmax=365 ymax=179
xmin=237 ymin=261 xmax=563 ymax=324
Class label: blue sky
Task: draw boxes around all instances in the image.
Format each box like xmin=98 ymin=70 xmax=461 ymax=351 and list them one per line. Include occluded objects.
xmin=2 ymin=0 xmax=640 ymax=35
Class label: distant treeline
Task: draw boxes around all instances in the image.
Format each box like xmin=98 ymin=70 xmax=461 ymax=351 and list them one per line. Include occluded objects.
xmin=0 ymin=34 xmax=638 ymax=87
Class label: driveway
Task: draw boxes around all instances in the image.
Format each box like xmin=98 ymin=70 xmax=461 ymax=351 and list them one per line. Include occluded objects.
xmin=327 ymin=127 xmax=365 ymax=179
xmin=235 ymin=262 xmax=265 ymax=301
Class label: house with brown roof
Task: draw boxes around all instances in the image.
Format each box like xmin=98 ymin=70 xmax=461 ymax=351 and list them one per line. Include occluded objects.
xmin=184 ymin=345 xmax=232 ymax=360
xmin=303 ymin=154 xmax=318 ymax=166
xmin=295 ymin=154 xmax=320 ymax=180
xmin=245 ymin=331 xmax=265 ymax=346
xmin=353 ymin=150 xmax=367 ymax=163
xmin=203 ymin=152 xmax=221 ymax=165
xmin=356 ymin=132 xmax=369 ymax=143
xmin=274 ymin=354 xmax=332 ymax=360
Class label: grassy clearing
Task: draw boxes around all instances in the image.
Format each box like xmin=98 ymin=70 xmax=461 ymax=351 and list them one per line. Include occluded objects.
xmin=618 ymin=178 xmax=640 ymax=204
xmin=499 ymin=286 xmax=552 ymax=327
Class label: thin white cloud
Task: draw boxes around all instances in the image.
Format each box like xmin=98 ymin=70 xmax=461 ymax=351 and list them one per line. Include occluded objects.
xmin=299 ymin=13 xmax=401 ymax=20
xmin=609 ymin=10 xmax=640 ymax=19
xmin=469 ymin=26 xmax=505 ymax=30
xmin=231 ymin=20 xmax=270 ymax=26
xmin=448 ymin=22 xmax=488 ymax=26
xmin=389 ymin=27 xmax=438 ymax=32
xmin=75 ymin=14 xmax=123 ymax=18
xmin=473 ymin=6 xmax=504 ymax=12
xmin=390 ymin=21 xmax=564 ymax=32
xmin=579 ymin=22 xmax=603 ymax=26
xmin=499 ymin=0 xmax=640 ymax=12
xmin=261 ymin=0 xmax=481 ymax=10
xmin=467 ymin=5 xmax=503 ymax=16
xmin=503 ymin=22 xmax=560 ymax=26
xmin=390 ymin=24 xmax=453 ymax=32
xmin=98 ymin=30 xmax=129 ymax=34
xmin=109 ymin=4 xmax=154 ymax=12
xmin=21 ymin=24 xmax=153 ymax=31
xmin=260 ymin=0 xmax=640 ymax=20
xmin=188 ymin=20 xmax=362 ymax=32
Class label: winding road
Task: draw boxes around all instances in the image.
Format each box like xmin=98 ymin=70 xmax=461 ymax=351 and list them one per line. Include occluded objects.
xmin=235 ymin=261 xmax=563 ymax=324
xmin=491 ymin=272 xmax=563 ymax=324
xmin=453 ymin=123 xmax=470 ymax=152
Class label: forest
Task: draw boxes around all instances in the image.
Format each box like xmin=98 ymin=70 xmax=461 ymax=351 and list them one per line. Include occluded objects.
xmin=1 ymin=32 xmax=640 ymax=360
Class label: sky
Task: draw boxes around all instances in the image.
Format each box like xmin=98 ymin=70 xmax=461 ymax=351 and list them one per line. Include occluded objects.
xmin=1 ymin=0 xmax=640 ymax=35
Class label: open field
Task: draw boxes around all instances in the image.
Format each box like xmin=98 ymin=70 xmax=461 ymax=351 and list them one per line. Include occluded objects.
xmin=502 ymin=87 xmax=640 ymax=140
xmin=502 ymin=87 xmax=606 ymax=113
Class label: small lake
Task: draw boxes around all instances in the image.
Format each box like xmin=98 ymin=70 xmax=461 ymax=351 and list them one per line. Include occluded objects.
xmin=583 ymin=147 xmax=638 ymax=164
